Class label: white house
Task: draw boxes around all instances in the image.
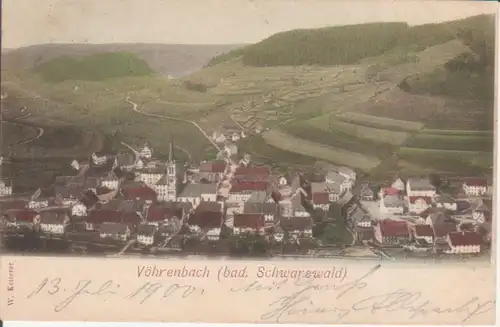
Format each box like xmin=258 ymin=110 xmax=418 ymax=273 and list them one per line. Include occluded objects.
xmin=137 ymin=224 xmax=157 ymax=246
xmin=445 ymin=231 xmax=482 ymax=254
xmin=408 ymin=196 xmax=433 ymax=214
xmin=28 ymin=200 xmax=49 ymax=210
xmin=99 ymin=223 xmax=131 ymax=242
xmin=0 ymin=179 xmax=12 ymax=197
xmin=139 ymin=167 xmax=165 ymax=188
xmin=39 ymin=211 xmax=70 ymax=235
xmin=71 ymin=201 xmax=88 ymax=217
xmin=462 ymin=178 xmax=487 ymax=197
xmin=135 ymin=159 xmax=145 ymax=170
xmin=406 ymin=178 xmax=436 ymax=198
xmin=205 ymin=228 xmax=222 ymax=241
xmin=354 ymin=212 xmax=372 ymax=228
xmin=177 ymin=184 xmax=218 ymax=207
xmin=101 ymin=172 xmax=120 ymax=190
xmin=140 ymin=144 xmax=153 ymax=159
xmin=92 ymin=152 xmax=107 ymax=165
xmin=71 ymin=159 xmax=80 ymax=171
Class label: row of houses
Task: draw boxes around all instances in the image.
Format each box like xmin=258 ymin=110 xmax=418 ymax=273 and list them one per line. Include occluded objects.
xmin=365 ymin=176 xmax=491 ymax=219
xmin=348 ymin=199 xmax=491 ymax=254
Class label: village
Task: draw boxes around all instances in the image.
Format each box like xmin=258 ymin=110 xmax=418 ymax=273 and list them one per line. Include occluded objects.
xmin=0 ymin=135 xmax=494 ymax=260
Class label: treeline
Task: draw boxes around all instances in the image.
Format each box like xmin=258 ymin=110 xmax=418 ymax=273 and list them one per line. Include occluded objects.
xmin=33 ymin=52 xmax=154 ymax=82
xmin=208 ymin=14 xmax=494 ymax=67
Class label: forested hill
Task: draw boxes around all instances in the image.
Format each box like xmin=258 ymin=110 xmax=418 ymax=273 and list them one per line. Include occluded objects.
xmin=208 ymin=14 xmax=495 ymax=67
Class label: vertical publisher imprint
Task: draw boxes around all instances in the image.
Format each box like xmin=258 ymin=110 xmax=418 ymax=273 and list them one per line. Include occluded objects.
xmin=7 ymin=262 xmax=14 ymax=306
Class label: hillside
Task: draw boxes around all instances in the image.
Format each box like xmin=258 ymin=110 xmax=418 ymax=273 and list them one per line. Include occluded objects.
xmin=33 ymin=52 xmax=154 ymax=82
xmin=1 ymin=14 xmax=494 ymax=184
xmin=209 ymin=14 xmax=495 ymax=67
xmin=1 ymin=43 xmax=245 ymax=77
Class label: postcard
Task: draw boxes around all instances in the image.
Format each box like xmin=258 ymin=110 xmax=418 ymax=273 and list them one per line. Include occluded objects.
xmin=0 ymin=0 xmax=498 ymax=324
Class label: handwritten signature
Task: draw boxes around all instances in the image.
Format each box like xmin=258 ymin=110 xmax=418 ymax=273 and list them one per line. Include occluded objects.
xmin=26 ymin=277 xmax=204 ymax=312
xmin=233 ymin=264 xmax=494 ymax=323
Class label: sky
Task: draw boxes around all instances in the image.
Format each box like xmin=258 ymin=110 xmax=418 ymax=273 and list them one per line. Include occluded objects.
xmin=2 ymin=0 xmax=498 ymax=49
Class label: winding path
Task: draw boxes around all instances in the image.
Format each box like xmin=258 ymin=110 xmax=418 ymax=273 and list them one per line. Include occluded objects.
xmin=125 ymin=97 xmax=220 ymax=152
xmin=1 ymin=119 xmax=44 ymax=146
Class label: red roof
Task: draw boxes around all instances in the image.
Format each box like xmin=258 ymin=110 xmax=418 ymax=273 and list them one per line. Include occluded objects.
xmin=414 ymin=224 xmax=434 ymax=237
xmin=234 ymin=166 xmax=270 ymax=176
xmin=200 ymin=161 xmax=227 ymax=173
xmin=234 ymin=214 xmax=265 ymax=229
xmin=14 ymin=210 xmax=39 ymax=222
xmin=409 ymin=196 xmax=433 ymax=205
xmin=448 ymin=231 xmax=482 ymax=246
xmin=122 ymin=187 xmax=157 ymax=201
xmin=382 ymin=187 xmax=399 ymax=196
xmin=379 ymin=219 xmax=409 ymax=237
xmin=312 ymin=192 xmax=329 ymax=205
xmin=188 ymin=211 xmax=222 ymax=228
xmin=464 ymin=178 xmax=487 ymax=187
xmin=196 ymin=202 xmax=222 ymax=213
xmin=230 ymin=181 xmax=269 ymax=193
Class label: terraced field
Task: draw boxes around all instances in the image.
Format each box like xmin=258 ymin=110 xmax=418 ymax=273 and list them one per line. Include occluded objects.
xmin=404 ymin=133 xmax=493 ymax=152
xmin=335 ymin=112 xmax=423 ymax=132
xmin=282 ymin=123 xmax=394 ymax=158
xmin=262 ymin=129 xmax=381 ymax=171
xmin=355 ymin=87 xmax=447 ymax=122
xmin=305 ymin=116 xmax=410 ymax=145
xmin=420 ymin=129 xmax=494 ymax=136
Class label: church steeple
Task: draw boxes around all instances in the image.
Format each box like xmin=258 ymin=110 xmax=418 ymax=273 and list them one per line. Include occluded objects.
xmin=168 ymin=134 xmax=175 ymax=163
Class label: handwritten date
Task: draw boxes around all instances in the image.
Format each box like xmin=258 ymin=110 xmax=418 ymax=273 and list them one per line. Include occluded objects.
xmin=26 ymin=277 xmax=204 ymax=312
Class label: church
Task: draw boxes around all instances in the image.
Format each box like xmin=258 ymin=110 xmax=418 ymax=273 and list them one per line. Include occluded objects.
xmin=152 ymin=138 xmax=185 ymax=202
